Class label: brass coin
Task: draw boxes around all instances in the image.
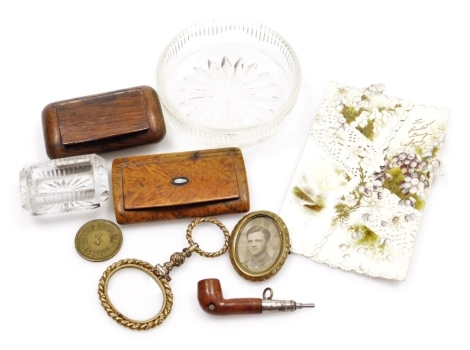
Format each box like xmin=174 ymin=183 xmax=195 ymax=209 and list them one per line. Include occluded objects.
xmin=75 ymin=219 xmax=123 ymax=262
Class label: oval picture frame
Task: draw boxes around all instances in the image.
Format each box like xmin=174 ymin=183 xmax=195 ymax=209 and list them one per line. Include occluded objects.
xmin=229 ymin=210 xmax=290 ymax=282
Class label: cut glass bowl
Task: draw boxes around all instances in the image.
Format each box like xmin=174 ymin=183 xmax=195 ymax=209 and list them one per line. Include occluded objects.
xmin=156 ymin=19 xmax=301 ymax=146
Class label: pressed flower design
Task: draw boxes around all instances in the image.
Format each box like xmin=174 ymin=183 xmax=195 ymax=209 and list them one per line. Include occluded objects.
xmin=327 ymin=84 xmax=409 ymax=142
xmin=280 ymin=82 xmax=450 ymax=280
xmin=292 ymin=186 xmax=326 ymax=213
xmin=331 ymin=162 xmax=370 ymax=227
xmin=372 ymin=129 xmax=445 ymax=210
xmin=310 ymin=90 xmax=445 ymax=256
xmin=328 ymin=140 xmax=444 ymax=254
xmin=348 ymin=223 xmax=385 ymax=254
xmin=291 ymin=174 xmax=326 ymax=213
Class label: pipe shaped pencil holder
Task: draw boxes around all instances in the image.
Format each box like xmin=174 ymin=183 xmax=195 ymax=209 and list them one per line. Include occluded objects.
xmin=197 ymin=278 xmax=315 ymax=315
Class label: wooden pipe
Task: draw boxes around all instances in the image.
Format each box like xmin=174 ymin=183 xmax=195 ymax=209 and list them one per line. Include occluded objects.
xmin=197 ymin=278 xmax=315 ymax=316
xmin=198 ymin=278 xmax=262 ymax=315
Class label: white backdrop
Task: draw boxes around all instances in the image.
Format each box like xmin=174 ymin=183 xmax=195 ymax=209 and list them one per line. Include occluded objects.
xmin=1 ymin=1 xmax=468 ymax=349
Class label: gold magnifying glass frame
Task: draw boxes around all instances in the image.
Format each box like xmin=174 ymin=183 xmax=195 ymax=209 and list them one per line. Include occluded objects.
xmin=98 ymin=259 xmax=173 ymax=330
xmin=97 ymin=217 xmax=230 ymax=330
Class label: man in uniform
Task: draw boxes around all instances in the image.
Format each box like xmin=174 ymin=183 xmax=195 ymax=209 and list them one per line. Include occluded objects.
xmin=242 ymin=226 xmax=275 ymax=272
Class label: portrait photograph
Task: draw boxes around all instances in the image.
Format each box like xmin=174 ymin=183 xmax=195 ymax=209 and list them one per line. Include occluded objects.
xmin=229 ymin=211 xmax=290 ymax=281
xmin=236 ymin=216 xmax=281 ymax=273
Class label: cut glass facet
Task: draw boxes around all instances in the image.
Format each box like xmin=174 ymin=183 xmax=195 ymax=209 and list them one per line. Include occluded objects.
xmin=19 ymin=154 xmax=109 ymax=216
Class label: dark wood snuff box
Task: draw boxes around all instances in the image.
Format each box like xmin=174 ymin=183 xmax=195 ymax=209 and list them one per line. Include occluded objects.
xmin=42 ymin=86 xmax=166 ymax=159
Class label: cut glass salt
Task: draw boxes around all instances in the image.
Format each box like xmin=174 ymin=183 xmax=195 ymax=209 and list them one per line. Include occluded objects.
xmin=19 ymin=154 xmax=109 ymax=216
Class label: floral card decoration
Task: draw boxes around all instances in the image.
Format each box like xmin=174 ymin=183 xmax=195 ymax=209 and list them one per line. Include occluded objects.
xmin=280 ymin=82 xmax=450 ymax=280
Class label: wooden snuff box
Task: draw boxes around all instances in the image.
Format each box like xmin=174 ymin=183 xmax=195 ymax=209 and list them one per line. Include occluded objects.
xmin=42 ymin=86 xmax=166 ymax=159
xmin=112 ymin=148 xmax=250 ymax=224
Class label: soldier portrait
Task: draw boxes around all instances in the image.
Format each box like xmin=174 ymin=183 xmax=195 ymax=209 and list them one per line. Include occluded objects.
xmin=236 ymin=216 xmax=281 ymax=273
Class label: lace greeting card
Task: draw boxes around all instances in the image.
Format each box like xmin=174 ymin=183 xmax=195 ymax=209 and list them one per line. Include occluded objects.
xmin=280 ymin=82 xmax=449 ymax=280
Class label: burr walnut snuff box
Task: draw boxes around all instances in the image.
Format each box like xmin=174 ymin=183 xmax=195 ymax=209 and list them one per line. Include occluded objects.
xmin=112 ymin=148 xmax=250 ymax=224
xmin=42 ymin=86 xmax=166 ymax=159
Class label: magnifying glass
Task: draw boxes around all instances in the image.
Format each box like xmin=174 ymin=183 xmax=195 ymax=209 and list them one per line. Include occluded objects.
xmin=97 ymin=217 xmax=229 ymax=330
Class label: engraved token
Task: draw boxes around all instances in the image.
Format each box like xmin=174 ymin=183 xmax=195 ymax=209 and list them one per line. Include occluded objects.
xmin=75 ymin=219 xmax=123 ymax=262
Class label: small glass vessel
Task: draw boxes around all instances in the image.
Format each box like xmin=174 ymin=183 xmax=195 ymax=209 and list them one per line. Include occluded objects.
xmin=19 ymin=154 xmax=109 ymax=216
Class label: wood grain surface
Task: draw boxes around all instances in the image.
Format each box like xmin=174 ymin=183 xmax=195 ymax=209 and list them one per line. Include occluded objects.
xmin=197 ymin=279 xmax=262 ymax=315
xmin=112 ymin=148 xmax=250 ymax=224
xmin=42 ymin=86 xmax=166 ymax=158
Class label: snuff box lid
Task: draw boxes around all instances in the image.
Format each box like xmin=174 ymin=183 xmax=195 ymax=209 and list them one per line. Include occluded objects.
xmin=42 ymin=85 xmax=166 ymax=159
xmin=121 ymin=157 xmax=240 ymax=209
xmin=55 ymin=88 xmax=150 ymax=145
